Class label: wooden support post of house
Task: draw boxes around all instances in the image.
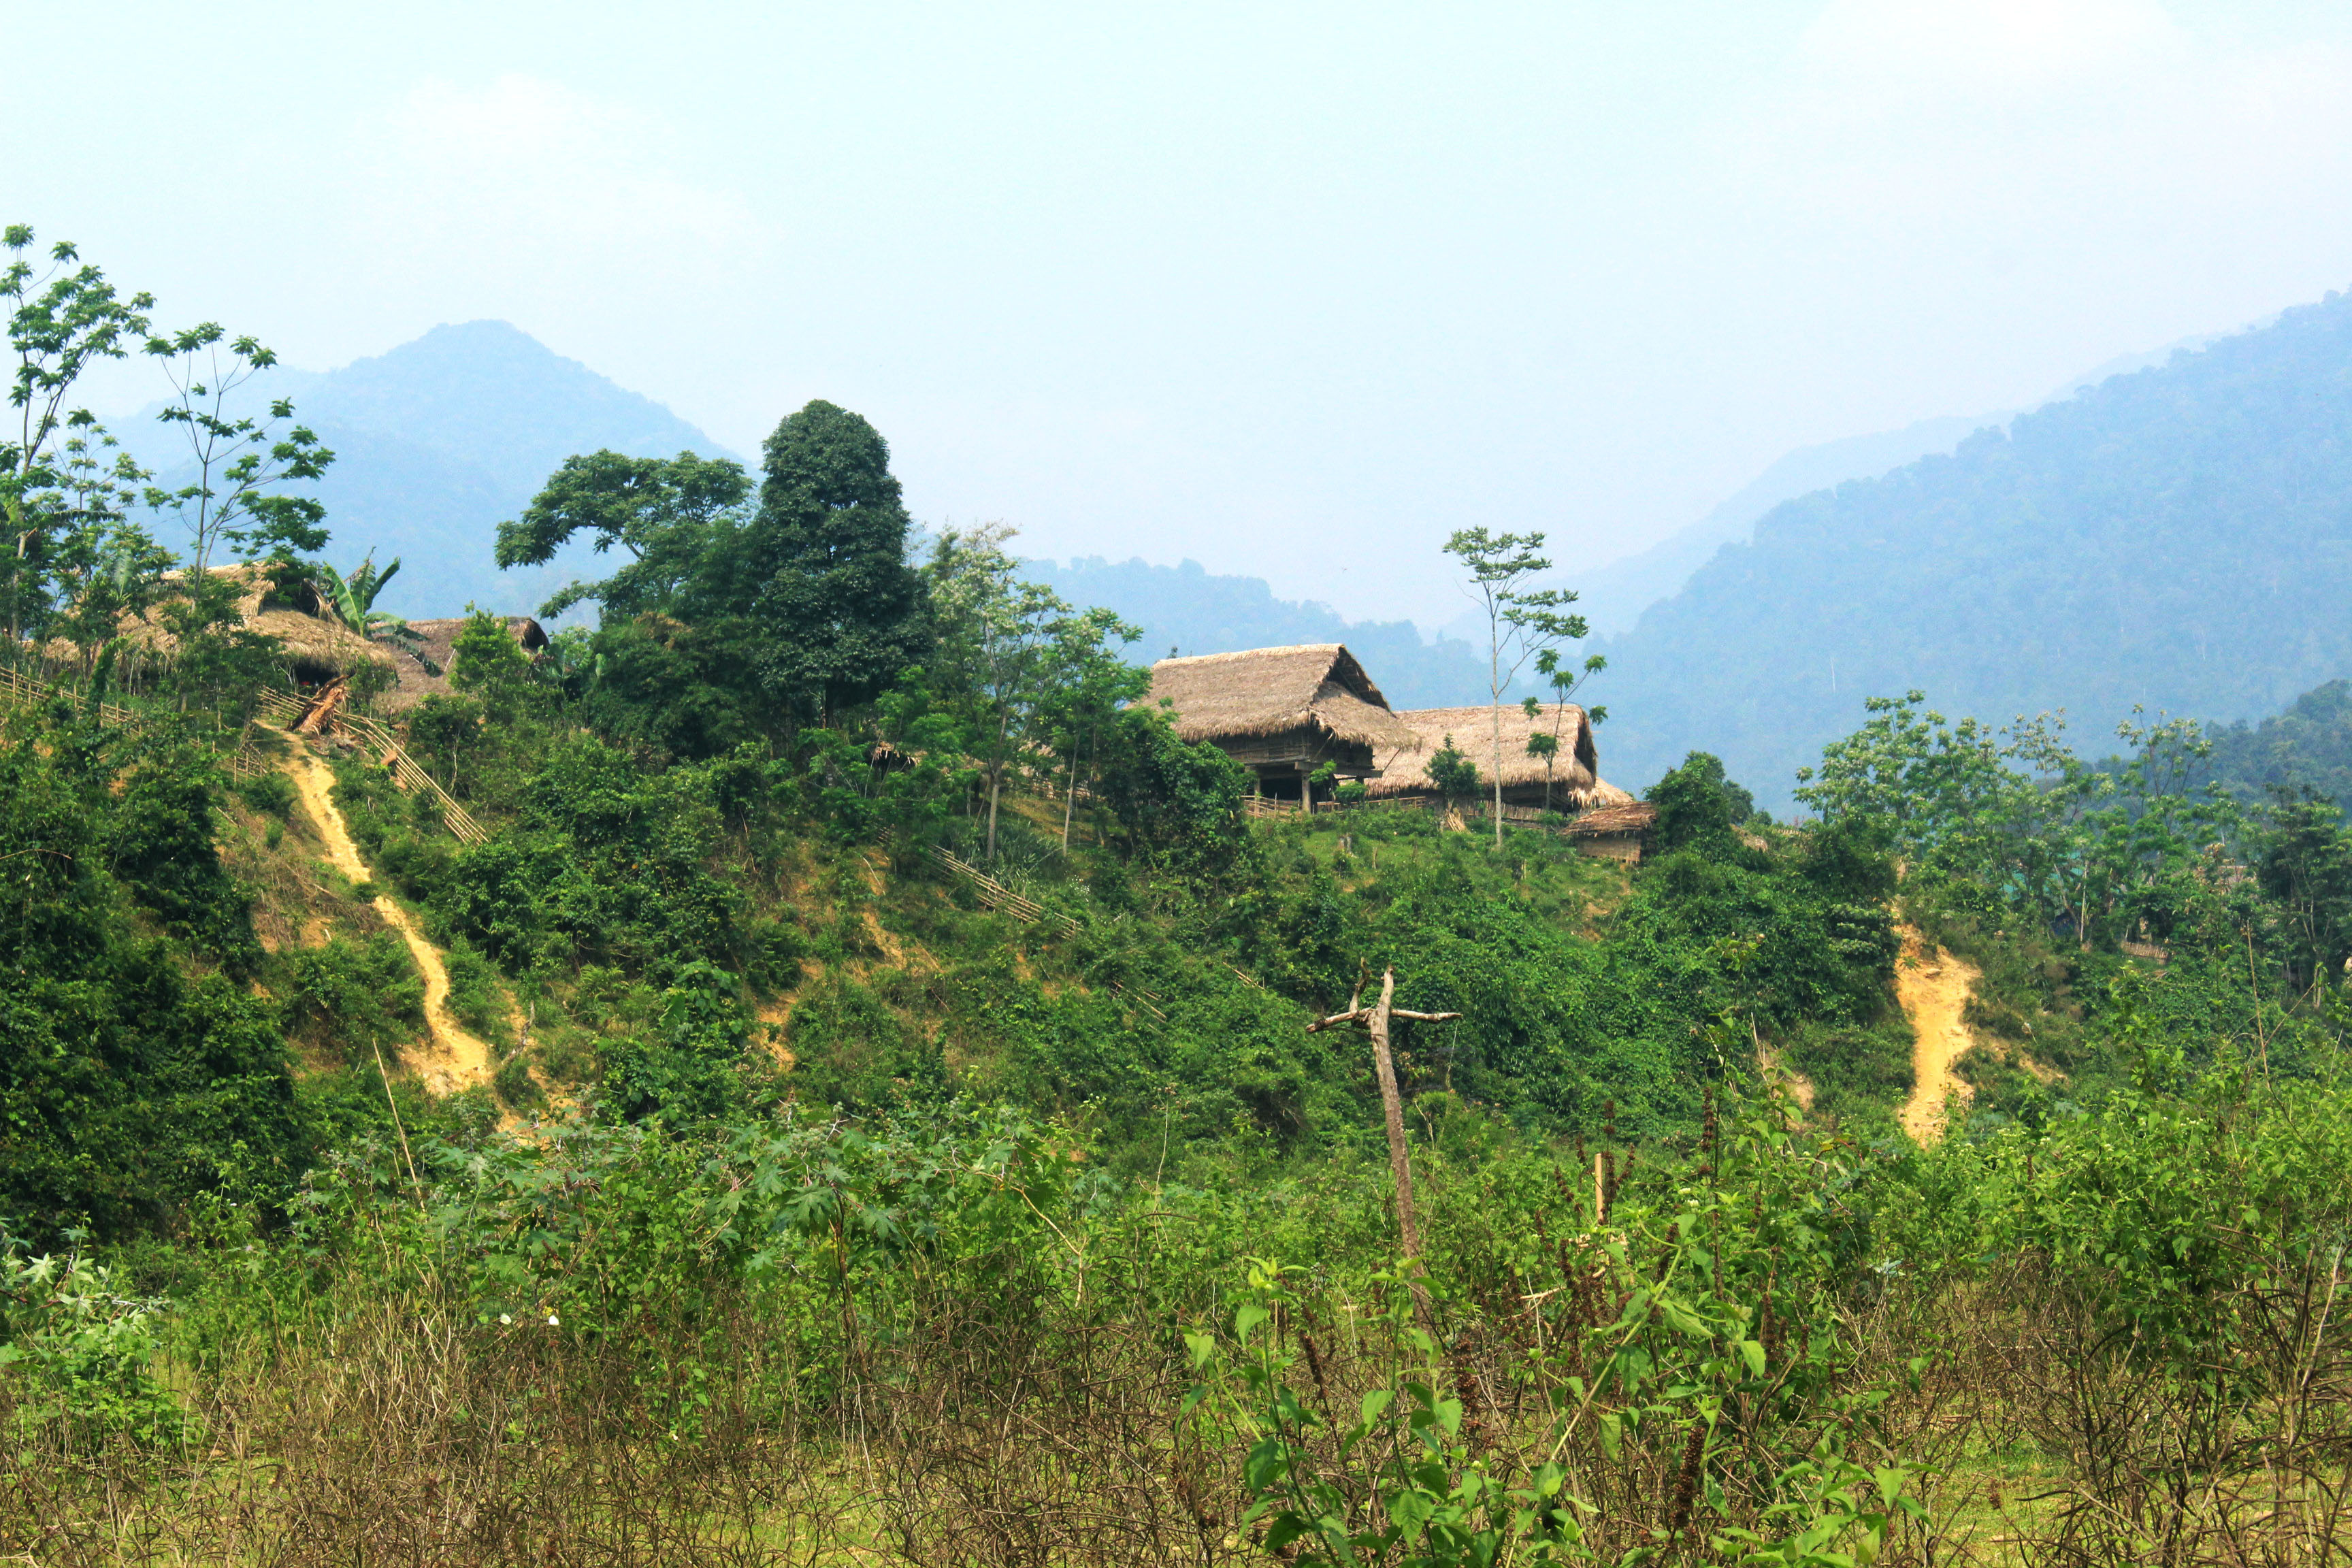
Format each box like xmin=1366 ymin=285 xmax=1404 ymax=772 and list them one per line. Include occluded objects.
xmin=1309 ymin=966 xmax=1460 ymax=1330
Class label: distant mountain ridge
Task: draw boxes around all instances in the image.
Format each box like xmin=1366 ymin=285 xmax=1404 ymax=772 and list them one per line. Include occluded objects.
xmin=1560 ymin=330 xmax=2236 ymax=642
xmin=1016 ymin=556 xmax=1507 ymax=711
xmin=1569 ymin=412 xmax=2008 ymax=639
xmin=125 ymin=321 xmax=733 ymax=620
xmin=1585 ymin=291 xmax=2352 ymax=810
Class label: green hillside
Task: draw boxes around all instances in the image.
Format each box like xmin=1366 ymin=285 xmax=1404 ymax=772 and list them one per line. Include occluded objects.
xmin=18 ymin=229 xmax=2352 ymax=1562
xmin=2184 ymin=676 xmax=2352 ymax=810
xmin=1592 ymin=287 xmax=2352 ymax=807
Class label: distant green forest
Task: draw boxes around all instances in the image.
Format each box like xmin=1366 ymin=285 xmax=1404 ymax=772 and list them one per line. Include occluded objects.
xmin=2162 ymin=676 xmax=2352 ymax=810
xmin=1592 ymin=286 xmax=2352 ymax=806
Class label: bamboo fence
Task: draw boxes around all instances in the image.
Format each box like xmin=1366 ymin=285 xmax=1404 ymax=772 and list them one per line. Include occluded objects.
xmin=253 ymin=688 xmax=489 ymax=847
xmin=0 ymin=665 xmax=277 ymax=781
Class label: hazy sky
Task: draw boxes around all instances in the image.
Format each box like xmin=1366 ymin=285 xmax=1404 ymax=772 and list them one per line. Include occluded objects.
xmin=18 ymin=1 xmax=2352 ymax=625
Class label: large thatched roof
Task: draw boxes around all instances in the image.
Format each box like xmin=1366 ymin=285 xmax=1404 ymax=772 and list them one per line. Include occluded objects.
xmin=1140 ymin=644 xmax=1418 ymax=750
xmin=1367 ymin=703 xmax=1632 ymax=808
xmin=63 ymin=565 xmax=398 ymax=681
xmin=385 ymin=617 xmax=550 ymax=709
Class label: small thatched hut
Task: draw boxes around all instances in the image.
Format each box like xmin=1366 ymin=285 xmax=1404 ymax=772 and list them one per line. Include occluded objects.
xmin=1368 ymin=703 xmax=1630 ymax=813
xmin=1139 ymin=644 xmax=1418 ymax=800
xmin=385 ymin=617 xmax=550 ymax=709
xmin=1563 ymin=800 xmax=1657 ymax=862
xmin=56 ymin=565 xmax=399 ymax=689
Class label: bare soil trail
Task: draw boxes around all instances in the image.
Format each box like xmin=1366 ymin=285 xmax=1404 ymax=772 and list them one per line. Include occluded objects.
xmin=1895 ymin=926 xmax=1980 ymax=1142
xmin=279 ymin=736 xmax=491 ymax=1095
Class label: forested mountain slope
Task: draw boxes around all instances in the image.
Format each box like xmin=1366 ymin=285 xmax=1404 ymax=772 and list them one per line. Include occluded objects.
xmin=2176 ymin=676 xmax=2352 ymax=810
xmin=1564 ymin=411 xmax=2004 ymax=639
xmin=1590 ymin=288 xmax=2352 ymax=808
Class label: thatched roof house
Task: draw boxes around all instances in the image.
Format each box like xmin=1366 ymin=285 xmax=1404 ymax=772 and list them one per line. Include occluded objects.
xmin=1140 ymin=644 xmax=1418 ymax=800
xmin=385 ymin=617 xmax=549 ymax=709
xmin=1369 ymin=704 xmax=1632 ymax=812
xmin=56 ymin=565 xmax=399 ymax=687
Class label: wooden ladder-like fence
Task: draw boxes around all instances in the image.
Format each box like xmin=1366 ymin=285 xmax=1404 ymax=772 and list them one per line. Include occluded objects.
xmin=0 ymin=666 xmax=277 ymax=781
xmin=925 ymin=846 xmax=1181 ymax=1022
xmin=929 ymin=846 xmax=1079 ymax=936
xmin=253 ymin=688 xmax=490 ymax=847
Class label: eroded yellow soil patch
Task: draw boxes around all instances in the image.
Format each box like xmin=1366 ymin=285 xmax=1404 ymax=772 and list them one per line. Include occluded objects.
xmin=1895 ymin=926 xmax=1979 ymax=1142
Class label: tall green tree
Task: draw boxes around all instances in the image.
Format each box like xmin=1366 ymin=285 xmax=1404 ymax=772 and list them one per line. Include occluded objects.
xmin=494 ymin=448 xmax=751 ymax=619
xmin=1441 ymin=527 xmax=1588 ymax=847
xmin=734 ymin=401 xmax=924 ymax=723
xmin=39 ymin=428 xmax=167 ymax=671
xmin=1036 ymin=604 xmax=1147 ymax=849
xmin=923 ymin=524 xmax=1072 ymax=862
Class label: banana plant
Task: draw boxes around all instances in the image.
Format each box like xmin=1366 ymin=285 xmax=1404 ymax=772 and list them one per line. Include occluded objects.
xmin=314 ymin=555 xmax=433 ymax=668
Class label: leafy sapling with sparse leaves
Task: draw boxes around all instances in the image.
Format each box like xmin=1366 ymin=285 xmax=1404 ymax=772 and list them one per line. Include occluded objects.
xmin=1441 ymin=527 xmax=1590 ymax=847
xmin=2 ymin=225 xmax=156 ymax=642
xmin=140 ymin=321 xmax=333 ymax=573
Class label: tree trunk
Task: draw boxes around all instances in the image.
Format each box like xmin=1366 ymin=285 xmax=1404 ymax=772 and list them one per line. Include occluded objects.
xmin=1061 ymin=744 xmax=1078 ymax=850
xmin=985 ymin=704 xmax=1013 ymax=861
xmin=1366 ymin=968 xmax=1435 ymax=1329
xmin=1492 ymin=699 xmax=1506 ymax=849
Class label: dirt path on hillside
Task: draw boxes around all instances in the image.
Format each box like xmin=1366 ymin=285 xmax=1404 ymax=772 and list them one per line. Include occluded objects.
xmin=1895 ymin=927 xmax=1979 ymax=1142
xmin=280 ymin=738 xmax=491 ymax=1095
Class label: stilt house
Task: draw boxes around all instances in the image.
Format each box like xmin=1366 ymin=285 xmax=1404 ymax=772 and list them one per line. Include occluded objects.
xmin=1139 ymin=644 xmax=1418 ymax=802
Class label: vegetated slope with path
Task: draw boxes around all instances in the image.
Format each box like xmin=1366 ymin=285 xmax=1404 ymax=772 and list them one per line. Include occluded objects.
xmin=1895 ymin=926 xmax=1978 ymax=1141
xmin=278 ymin=735 xmax=491 ymax=1094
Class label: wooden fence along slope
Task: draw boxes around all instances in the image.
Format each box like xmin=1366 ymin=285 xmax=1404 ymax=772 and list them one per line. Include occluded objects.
xmin=0 ymin=665 xmax=277 ymax=782
xmin=253 ymin=687 xmax=489 ymax=847
xmin=926 ymin=846 xmax=1176 ymax=1022
xmin=929 ymin=846 xmax=1079 ymax=936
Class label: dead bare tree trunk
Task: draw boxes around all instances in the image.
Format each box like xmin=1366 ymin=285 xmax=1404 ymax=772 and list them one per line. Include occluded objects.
xmin=1310 ymin=966 xmax=1460 ymax=1330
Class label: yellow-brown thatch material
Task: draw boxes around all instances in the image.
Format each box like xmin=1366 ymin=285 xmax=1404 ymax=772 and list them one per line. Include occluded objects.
xmin=1139 ymin=644 xmax=1419 ymax=751
xmin=1565 ymin=800 xmax=1656 ymax=837
xmin=56 ymin=566 xmax=398 ymax=681
xmin=384 ymin=616 xmax=550 ymax=709
xmin=1367 ymin=703 xmax=1632 ymax=810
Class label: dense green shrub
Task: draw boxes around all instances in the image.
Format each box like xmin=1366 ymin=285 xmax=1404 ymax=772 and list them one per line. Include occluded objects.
xmin=0 ymin=710 xmax=307 ymax=1242
xmin=233 ymin=770 xmax=297 ymax=819
xmin=284 ymin=934 xmax=426 ymax=1062
xmin=0 ymin=1243 xmax=197 ymax=1448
